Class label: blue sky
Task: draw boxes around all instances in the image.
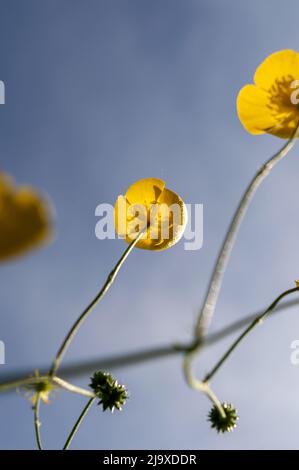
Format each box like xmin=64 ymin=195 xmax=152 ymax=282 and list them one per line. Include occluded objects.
xmin=1 ymin=0 xmax=299 ymax=449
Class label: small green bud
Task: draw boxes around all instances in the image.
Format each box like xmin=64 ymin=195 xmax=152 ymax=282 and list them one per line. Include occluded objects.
xmin=208 ymin=402 xmax=239 ymax=433
xmin=89 ymin=371 xmax=128 ymax=412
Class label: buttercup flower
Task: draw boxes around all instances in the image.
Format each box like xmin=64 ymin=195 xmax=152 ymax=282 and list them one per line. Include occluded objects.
xmin=0 ymin=172 xmax=53 ymax=262
xmin=237 ymin=50 xmax=299 ymax=138
xmin=114 ymin=178 xmax=187 ymax=250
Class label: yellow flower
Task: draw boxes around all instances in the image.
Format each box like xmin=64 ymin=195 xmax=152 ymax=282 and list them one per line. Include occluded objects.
xmin=0 ymin=172 xmax=53 ymax=262
xmin=114 ymin=178 xmax=187 ymax=250
xmin=237 ymin=50 xmax=299 ymax=138
xmin=30 ymin=385 xmax=52 ymax=406
xmin=22 ymin=372 xmax=55 ymax=405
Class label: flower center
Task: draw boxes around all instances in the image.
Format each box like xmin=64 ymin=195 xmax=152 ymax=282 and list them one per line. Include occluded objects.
xmin=268 ymin=75 xmax=299 ymax=115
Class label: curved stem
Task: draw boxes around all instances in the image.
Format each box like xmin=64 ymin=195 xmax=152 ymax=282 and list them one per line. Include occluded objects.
xmin=183 ymin=355 xmax=225 ymax=418
xmin=1 ymin=296 xmax=299 ymax=391
xmin=33 ymin=393 xmax=43 ymax=450
xmin=49 ymin=232 xmax=144 ymax=377
xmin=204 ymin=286 xmax=299 ymax=383
xmin=63 ymin=397 xmax=95 ymax=450
xmin=196 ymin=126 xmax=299 ymax=339
xmin=51 ymin=377 xmax=94 ymax=397
xmin=183 ymin=286 xmax=299 ymax=417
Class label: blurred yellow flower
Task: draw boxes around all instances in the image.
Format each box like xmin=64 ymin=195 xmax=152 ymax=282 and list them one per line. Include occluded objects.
xmin=237 ymin=50 xmax=299 ymax=138
xmin=23 ymin=373 xmax=55 ymax=405
xmin=114 ymin=178 xmax=187 ymax=250
xmin=30 ymin=385 xmax=53 ymax=406
xmin=0 ymin=172 xmax=53 ymax=262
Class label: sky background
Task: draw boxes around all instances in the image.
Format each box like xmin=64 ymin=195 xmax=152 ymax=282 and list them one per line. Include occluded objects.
xmin=1 ymin=0 xmax=299 ymax=450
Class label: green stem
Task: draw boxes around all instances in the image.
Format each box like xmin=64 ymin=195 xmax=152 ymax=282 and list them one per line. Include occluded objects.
xmin=33 ymin=393 xmax=43 ymax=450
xmin=51 ymin=376 xmax=94 ymax=397
xmin=1 ymin=295 xmax=299 ymax=395
xmin=49 ymin=232 xmax=144 ymax=377
xmin=196 ymin=126 xmax=299 ymax=339
xmin=204 ymin=286 xmax=299 ymax=383
xmin=183 ymin=355 xmax=225 ymax=418
xmin=0 ymin=374 xmax=93 ymax=398
xmin=1 ymin=297 xmax=299 ymax=390
xmin=63 ymin=397 xmax=95 ymax=450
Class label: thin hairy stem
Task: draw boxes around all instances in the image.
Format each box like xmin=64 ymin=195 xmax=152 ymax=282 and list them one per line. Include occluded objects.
xmin=1 ymin=297 xmax=299 ymax=391
xmin=183 ymin=355 xmax=225 ymax=418
xmin=196 ymin=126 xmax=299 ymax=339
xmin=204 ymin=286 xmax=299 ymax=383
xmin=51 ymin=377 xmax=95 ymax=397
xmin=0 ymin=374 xmax=94 ymax=398
xmin=63 ymin=397 xmax=95 ymax=450
xmin=49 ymin=232 xmax=144 ymax=377
xmin=204 ymin=297 xmax=299 ymax=345
xmin=33 ymin=393 xmax=43 ymax=450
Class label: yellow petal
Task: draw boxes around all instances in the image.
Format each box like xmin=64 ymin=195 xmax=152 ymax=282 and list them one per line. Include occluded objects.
xmin=0 ymin=172 xmax=53 ymax=262
xmin=254 ymin=50 xmax=299 ymax=90
xmin=30 ymin=391 xmax=50 ymax=405
xmin=237 ymin=84 xmax=277 ymax=135
xmin=114 ymin=194 xmax=150 ymax=248
xmin=153 ymin=188 xmax=188 ymax=250
xmin=114 ymin=195 xmax=130 ymax=239
xmin=125 ymin=178 xmax=165 ymax=207
xmin=40 ymin=391 xmax=50 ymax=404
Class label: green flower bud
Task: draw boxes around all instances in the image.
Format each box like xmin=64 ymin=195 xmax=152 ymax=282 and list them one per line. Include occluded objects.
xmin=208 ymin=402 xmax=239 ymax=433
xmin=89 ymin=371 xmax=128 ymax=412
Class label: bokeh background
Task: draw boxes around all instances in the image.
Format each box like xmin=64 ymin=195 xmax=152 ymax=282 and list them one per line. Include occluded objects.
xmin=1 ymin=0 xmax=299 ymax=450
